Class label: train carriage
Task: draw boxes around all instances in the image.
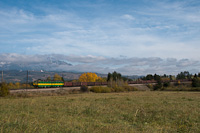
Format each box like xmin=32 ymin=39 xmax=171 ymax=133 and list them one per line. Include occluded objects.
xmin=64 ymin=82 xmax=73 ymax=87
xmin=94 ymin=82 xmax=102 ymax=86
xmin=87 ymin=82 xmax=95 ymax=86
xmin=81 ymin=82 xmax=88 ymax=86
xmin=72 ymin=82 xmax=81 ymax=86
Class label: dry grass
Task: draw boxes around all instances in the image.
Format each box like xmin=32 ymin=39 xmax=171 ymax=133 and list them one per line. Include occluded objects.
xmin=0 ymin=91 xmax=199 ymax=132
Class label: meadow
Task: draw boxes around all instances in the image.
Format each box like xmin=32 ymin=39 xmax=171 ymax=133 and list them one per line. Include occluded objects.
xmin=0 ymin=91 xmax=199 ymax=132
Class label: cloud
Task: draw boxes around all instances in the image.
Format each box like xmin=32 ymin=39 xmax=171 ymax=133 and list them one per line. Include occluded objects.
xmin=122 ymin=14 xmax=135 ymax=20
xmin=0 ymin=53 xmax=200 ymax=75
xmin=0 ymin=0 xmax=200 ymax=62
xmin=0 ymin=53 xmax=48 ymax=64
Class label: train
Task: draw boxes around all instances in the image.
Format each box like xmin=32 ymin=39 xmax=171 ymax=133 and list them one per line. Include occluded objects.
xmin=33 ymin=79 xmax=191 ymax=88
xmin=33 ymin=80 xmax=64 ymax=88
xmin=33 ymin=80 xmax=108 ymax=88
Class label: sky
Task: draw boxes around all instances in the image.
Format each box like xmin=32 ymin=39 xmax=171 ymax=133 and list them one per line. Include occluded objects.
xmin=0 ymin=0 xmax=200 ymax=75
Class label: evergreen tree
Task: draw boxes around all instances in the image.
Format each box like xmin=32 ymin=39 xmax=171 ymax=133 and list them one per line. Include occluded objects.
xmin=107 ymin=71 xmax=122 ymax=81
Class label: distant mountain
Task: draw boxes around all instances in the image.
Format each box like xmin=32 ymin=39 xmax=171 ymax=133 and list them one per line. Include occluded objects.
xmin=0 ymin=70 xmax=107 ymax=83
xmin=0 ymin=56 xmax=72 ymax=71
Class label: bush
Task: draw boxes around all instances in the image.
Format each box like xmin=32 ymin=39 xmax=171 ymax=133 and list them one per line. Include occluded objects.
xmin=153 ymin=83 xmax=162 ymax=90
xmin=123 ymin=86 xmax=138 ymax=91
xmin=163 ymin=82 xmax=170 ymax=87
xmin=161 ymin=86 xmax=200 ymax=91
xmin=113 ymin=86 xmax=125 ymax=92
xmin=0 ymin=82 xmax=10 ymax=97
xmin=101 ymin=87 xmax=112 ymax=93
xmin=192 ymin=77 xmax=200 ymax=87
xmin=80 ymin=85 xmax=89 ymax=92
xmin=147 ymin=84 xmax=153 ymax=89
xmin=90 ymin=86 xmax=112 ymax=93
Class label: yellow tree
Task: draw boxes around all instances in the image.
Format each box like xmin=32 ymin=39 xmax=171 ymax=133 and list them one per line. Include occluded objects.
xmin=15 ymin=82 xmax=20 ymax=89
xmin=96 ymin=77 xmax=107 ymax=82
xmin=79 ymin=73 xmax=88 ymax=82
xmin=79 ymin=72 xmax=103 ymax=82
xmin=8 ymin=82 xmax=14 ymax=89
xmin=53 ymin=74 xmax=62 ymax=81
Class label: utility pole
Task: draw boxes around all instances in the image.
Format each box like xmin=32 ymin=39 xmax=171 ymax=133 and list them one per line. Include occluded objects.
xmin=1 ymin=70 xmax=3 ymax=83
xmin=62 ymin=74 xmax=64 ymax=89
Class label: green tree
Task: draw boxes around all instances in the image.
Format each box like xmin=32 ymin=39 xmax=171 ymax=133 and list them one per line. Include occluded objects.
xmin=177 ymin=71 xmax=192 ymax=80
xmin=0 ymin=82 xmax=10 ymax=97
xmin=107 ymin=73 xmax=112 ymax=81
xmin=154 ymin=79 xmax=162 ymax=90
xmin=143 ymin=74 xmax=154 ymax=80
xmin=154 ymin=74 xmax=161 ymax=81
xmin=192 ymin=77 xmax=200 ymax=87
xmin=107 ymin=71 xmax=122 ymax=81
xmin=169 ymin=75 xmax=173 ymax=80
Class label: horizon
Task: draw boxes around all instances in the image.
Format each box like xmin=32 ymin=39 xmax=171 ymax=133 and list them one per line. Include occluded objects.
xmin=0 ymin=0 xmax=200 ymax=75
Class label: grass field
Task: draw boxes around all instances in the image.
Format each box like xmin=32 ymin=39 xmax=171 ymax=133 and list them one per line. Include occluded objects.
xmin=0 ymin=91 xmax=199 ymax=132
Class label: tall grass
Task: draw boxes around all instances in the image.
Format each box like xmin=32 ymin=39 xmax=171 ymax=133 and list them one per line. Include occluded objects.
xmin=0 ymin=92 xmax=199 ymax=132
xmin=89 ymin=85 xmax=137 ymax=93
xmin=147 ymin=81 xmax=200 ymax=91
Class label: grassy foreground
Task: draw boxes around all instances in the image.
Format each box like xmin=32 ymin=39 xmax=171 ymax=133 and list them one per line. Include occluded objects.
xmin=0 ymin=92 xmax=199 ymax=132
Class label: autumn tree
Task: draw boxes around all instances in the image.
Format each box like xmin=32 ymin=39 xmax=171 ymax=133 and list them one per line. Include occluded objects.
xmin=79 ymin=72 xmax=103 ymax=82
xmin=15 ymin=82 xmax=20 ymax=89
xmin=96 ymin=77 xmax=107 ymax=82
xmin=53 ymin=74 xmax=63 ymax=81
xmin=8 ymin=82 xmax=14 ymax=89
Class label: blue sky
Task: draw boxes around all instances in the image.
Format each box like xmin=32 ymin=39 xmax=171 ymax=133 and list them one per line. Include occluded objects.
xmin=0 ymin=0 xmax=200 ymax=75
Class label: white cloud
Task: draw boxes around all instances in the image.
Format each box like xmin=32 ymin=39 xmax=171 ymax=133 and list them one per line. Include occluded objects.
xmin=122 ymin=14 xmax=135 ymax=20
xmin=0 ymin=53 xmax=200 ymax=75
xmin=0 ymin=0 xmax=200 ymax=65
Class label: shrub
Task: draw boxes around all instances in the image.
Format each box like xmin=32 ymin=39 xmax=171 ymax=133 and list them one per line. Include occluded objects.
xmin=192 ymin=77 xmax=200 ymax=87
xmin=101 ymin=87 xmax=112 ymax=93
xmin=113 ymin=86 xmax=125 ymax=92
xmin=90 ymin=86 xmax=112 ymax=93
xmin=153 ymin=83 xmax=162 ymax=90
xmin=0 ymin=82 xmax=10 ymax=97
xmin=80 ymin=85 xmax=89 ymax=92
xmin=123 ymin=86 xmax=138 ymax=91
xmin=90 ymin=86 xmax=101 ymax=93
xmin=161 ymin=86 xmax=200 ymax=91
xmin=163 ymin=82 xmax=170 ymax=87
xmin=147 ymin=84 xmax=153 ymax=89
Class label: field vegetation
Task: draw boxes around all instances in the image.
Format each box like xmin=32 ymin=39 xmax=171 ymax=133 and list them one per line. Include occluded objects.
xmin=147 ymin=81 xmax=200 ymax=91
xmin=0 ymin=92 xmax=199 ymax=132
xmin=2 ymin=82 xmax=33 ymax=90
